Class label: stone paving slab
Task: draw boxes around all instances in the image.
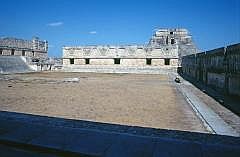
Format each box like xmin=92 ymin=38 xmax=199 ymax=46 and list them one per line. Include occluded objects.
xmin=63 ymin=129 xmax=117 ymax=156
xmin=153 ymin=138 xmax=202 ymax=157
xmin=0 ymin=111 xmax=240 ymax=157
xmin=0 ymin=120 xmax=23 ymax=135
xmin=105 ymin=134 xmax=155 ymax=157
xmin=30 ymin=127 xmax=118 ymax=156
xmin=201 ymin=143 xmax=240 ymax=157
xmin=29 ymin=127 xmax=68 ymax=151
xmin=0 ymin=124 xmax=47 ymax=144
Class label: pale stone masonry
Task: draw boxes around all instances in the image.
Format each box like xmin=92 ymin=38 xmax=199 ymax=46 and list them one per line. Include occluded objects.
xmin=62 ymin=28 xmax=198 ymax=67
xmin=0 ymin=37 xmax=48 ymax=58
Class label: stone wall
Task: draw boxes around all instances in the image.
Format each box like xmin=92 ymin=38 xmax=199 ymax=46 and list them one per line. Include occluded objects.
xmin=63 ymin=46 xmax=179 ymax=59
xmin=151 ymin=59 xmax=165 ymax=66
xmin=121 ymin=59 xmax=146 ymax=66
xmin=90 ymin=59 xmax=114 ymax=65
xmin=62 ymin=28 xmax=198 ymax=68
xmin=0 ymin=48 xmax=47 ymax=58
xmin=181 ymin=43 xmax=240 ymax=97
xmin=62 ymin=45 xmax=180 ymax=67
xmin=0 ymin=37 xmax=48 ymax=58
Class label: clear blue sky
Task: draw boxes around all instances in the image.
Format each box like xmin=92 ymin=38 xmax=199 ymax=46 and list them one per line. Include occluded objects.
xmin=0 ymin=0 xmax=239 ymax=57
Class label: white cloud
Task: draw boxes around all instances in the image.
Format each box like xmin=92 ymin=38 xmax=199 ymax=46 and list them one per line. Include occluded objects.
xmin=47 ymin=22 xmax=63 ymax=27
xmin=89 ymin=31 xmax=97 ymax=34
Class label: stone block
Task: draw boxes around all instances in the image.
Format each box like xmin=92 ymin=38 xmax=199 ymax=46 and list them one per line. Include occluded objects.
xmin=105 ymin=134 xmax=155 ymax=157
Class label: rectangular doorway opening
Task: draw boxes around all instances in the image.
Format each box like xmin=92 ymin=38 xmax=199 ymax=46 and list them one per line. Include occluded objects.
xmin=70 ymin=58 xmax=74 ymax=64
xmin=85 ymin=58 xmax=90 ymax=64
xmin=164 ymin=59 xmax=170 ymax=65
xmin=114 ymin=58 xmax=120 ymax=64
xmin=146 ymin=58 xmax=152 ymax=65
xmin=11 ymin=49 xmax=15 ymax=55
xmin=22 ymin=50 xmax=25 ymax=56
xmin=0 ymin=49 xmax=2 ymax=55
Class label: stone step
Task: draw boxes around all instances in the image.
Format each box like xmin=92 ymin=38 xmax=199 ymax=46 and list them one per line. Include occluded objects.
xmin=0 ymin=56 xmax=33 ymax=74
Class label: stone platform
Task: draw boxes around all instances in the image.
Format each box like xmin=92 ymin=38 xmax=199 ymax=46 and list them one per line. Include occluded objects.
xmin=0 ymin=56 xmax=33 ymax=74
xmin=61 ymin=65 xmax=177 ymax=74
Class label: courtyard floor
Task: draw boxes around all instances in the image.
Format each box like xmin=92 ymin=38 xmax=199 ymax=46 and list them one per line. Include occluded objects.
xmin=0 ymin=72 xmax=207 ymax=133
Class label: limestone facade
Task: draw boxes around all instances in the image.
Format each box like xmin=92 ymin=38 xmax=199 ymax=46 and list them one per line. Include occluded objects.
xmin=0 ymin=37 xmax=48 ymax=58
xmin=63 ymin=28 xmax=198 ymax=67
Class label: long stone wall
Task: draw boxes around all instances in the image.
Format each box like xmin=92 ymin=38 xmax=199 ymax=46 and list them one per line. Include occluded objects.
xmin=181 ymin=43 xmax=240 ymax=97
xmin=62 ymin=28 xmax=198 ymax=69
xmin=63 ymin=46 xmax=179 ymax=59
xmin=62 ymin=46 xmax=179 ymax=67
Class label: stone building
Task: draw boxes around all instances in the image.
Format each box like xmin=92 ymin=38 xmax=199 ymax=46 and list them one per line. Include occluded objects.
xmin=62 ymin=28 xmax=198 ymax=67
xmin=0 ymin=37 xmax=48 ymax=58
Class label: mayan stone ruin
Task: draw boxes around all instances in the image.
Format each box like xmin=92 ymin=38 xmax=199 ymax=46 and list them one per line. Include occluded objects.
xmin=0 ymin=28 xmax=240 ymax=157
xmin=0 ymin=37 xmax=48 ymax=58
xmin=63 ymin=28 xmax=198 ymax=67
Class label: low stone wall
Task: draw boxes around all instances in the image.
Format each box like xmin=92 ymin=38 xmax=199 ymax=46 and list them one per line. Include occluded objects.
xmin=0 ymin=111 xmax=239 ymax=157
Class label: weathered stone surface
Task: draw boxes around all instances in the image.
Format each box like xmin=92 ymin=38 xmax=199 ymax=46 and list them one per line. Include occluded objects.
xmin=0 ymin=56 xmax=34 ymax=74
xmin=62 ymin=28 xmax=198 ymax=68
xmin=181 ymin=43 xmax=240 ymax=97
xmin=0 ymin=111 xmax=240 ymax=157
xmin=0 ymin=37 xmax=48 ymax=58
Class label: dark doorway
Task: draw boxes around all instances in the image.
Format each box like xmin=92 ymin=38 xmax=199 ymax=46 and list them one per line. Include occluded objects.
xmin=114 ymin=58 xmax=120 ymax=64
xmin=164 ymin=59 xmax=170 ymax=65
xmin=85 ymin=58 xmax=90 ymax=64
xmin=146 ymin=58 xmax=152 ymax=65
xmin=166 ymin=36 xmax=169 ymax=45
xmin=22 ymin=50 xmax=25 ymax=56
xmin=11 ymin=49 xmax=15 ymax=55
xmin=70 ymin=58 xmax=74 ymax=64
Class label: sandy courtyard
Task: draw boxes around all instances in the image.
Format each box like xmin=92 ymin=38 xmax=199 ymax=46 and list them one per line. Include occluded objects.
xmin=0 ymin=72 xmax=207 ymax=133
